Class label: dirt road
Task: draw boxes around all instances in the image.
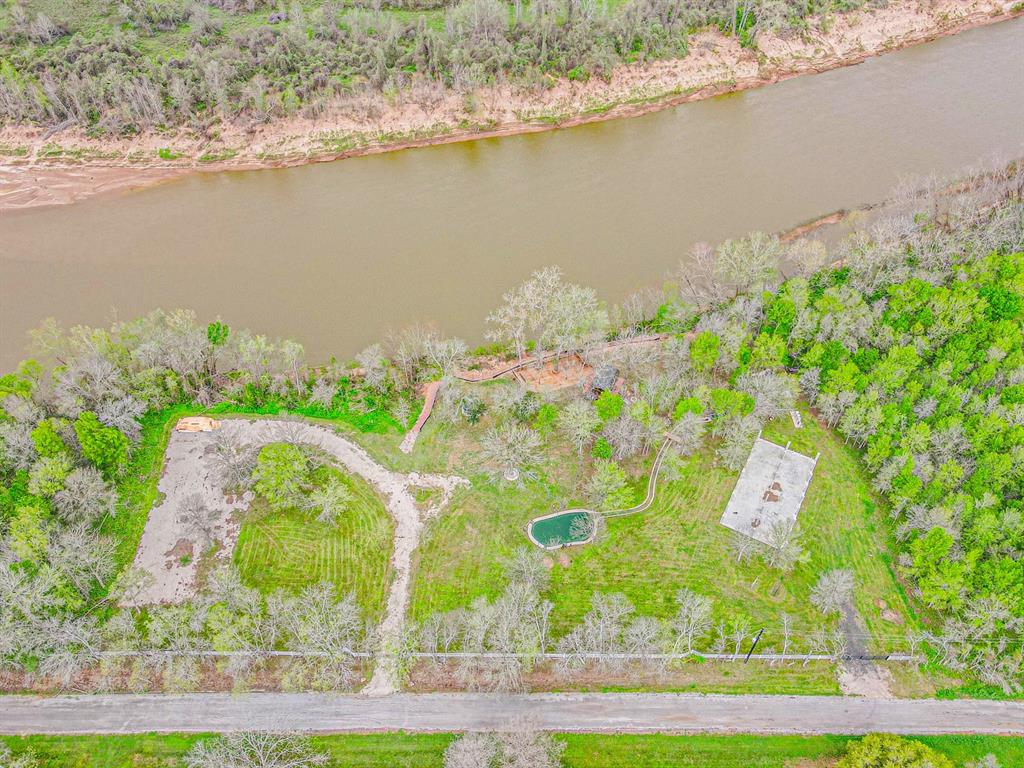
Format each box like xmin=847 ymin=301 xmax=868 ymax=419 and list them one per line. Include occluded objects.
xmin=1 ymin=692 xmax=1020 ymax=735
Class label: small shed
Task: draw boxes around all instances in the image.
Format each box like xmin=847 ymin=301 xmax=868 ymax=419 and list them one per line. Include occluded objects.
xmin=585 ymin=364 xmax=619 ymax=400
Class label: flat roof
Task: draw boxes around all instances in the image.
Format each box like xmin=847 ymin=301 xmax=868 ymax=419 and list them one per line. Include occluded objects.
xmin=720 ymin=438 xmax=817 ymax=547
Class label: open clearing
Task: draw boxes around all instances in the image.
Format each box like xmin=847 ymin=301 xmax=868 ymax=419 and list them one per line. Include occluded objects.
xmin=124 ymin=416 xmax=466 ymax=694
xmin=411 ymin=403 xmax=913 ymax=659
xmin=234 ymin=465 xmax=394 ymax=621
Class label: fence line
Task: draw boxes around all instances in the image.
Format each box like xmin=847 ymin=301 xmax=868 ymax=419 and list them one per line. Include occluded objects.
xmin=94 ymin=650 xmax=916 ymax=663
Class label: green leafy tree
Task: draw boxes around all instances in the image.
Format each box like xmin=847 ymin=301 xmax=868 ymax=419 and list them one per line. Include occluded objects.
xmin=709 ymin=388 xmax=754 ymax=420
xmin=252 ymin=443 xmax=310 ymax=511
xmin=594 ymin=391 xmax=624 ymax=422
xmin=74 ymin=412 xmax=129 ymax=478
xmin=7 ymin=504 xmax=49 ymax=562
xmin=586 ymin=459 xmax=636 ymax=511
xmin=27 ymin=454 xmax=73 ymax=497
xmin=673 ymin=396 xmax=704 ymax=420
xmin=690 ymin=331 xmax=720 ymax=373
xmin=30 ymin=419 xmax=67 ymax=458
xmin=207 ymin=320 xmax=230 ymax=347
xmin=836 ymin=733 xmax=953 ymax=768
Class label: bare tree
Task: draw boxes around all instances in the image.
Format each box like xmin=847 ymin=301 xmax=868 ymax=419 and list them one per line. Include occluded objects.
xmin=761 ymin=519 xmax=804 ymax=573
xmin=480 ymin=423 xmax=543 ymax=482
xmin=602 ymin=413 xmax=645 ymax=460
xmin=270 ymin=583 xmax=363 ymax=689
xmin=177 ymin=493 xmax=220 ymax=551
xmin=444 ymin=726 xmax=564 ymax=768
xmin=810 ymin=569 xmax=855 ymax=616
xmin=731 ymin=532 xmax=760 ymax=564
xmin=556 ymin=592 xmax=634 ymax=673
xmin=568 ymin=512 xmax=604 ymax=543
xmin=736 ymin=371 xmax=796 ymax=421
xmin=425 ymin=336 xmax=469 ymax=377
xmin=443 ymin=732 xmax=498 ymax=768
xmin=557 ymin=399 xmax=600 ymax=455
xmin=52 ymin=467 xmax=117 ymax=525
xmin=495 ymin=721 xmax=566 ymax=768
xmin=501 ymin=547 xmax=551 ymax=593
xmin=355 ymin=344 xmax=391 ymax=395
xmin=808 ymin=626 xmax=847 ymax=661
xmin=669 ymin=588 xmax=712 ymax=654
xmin=305 ymin=478 xmax=352 ymax=526
xmin=779 ymin=612 xmax=793 ymax=663
xmin=0 ymin=420 xmax=37 ymax=472
xmin=306 ymin=379 xmax=336 ymax=409
xmin=208 ymin=432 xmax=257 ymax=493
xmin=0 ymin=742 xmax=39 ymax=768
xmin=47 ymin=524 xmax=116 ymax=595
xmin=715 ymin=415 xmax=760 ymax=471
xmin=714 ymin=232 xmax=782 ymax=295
xmin=786 ymin=238 xmax=829 ymax=278
xmin=185 ymin=731 xmax=328 ymax=768
xmin=668 ymin=411 xmax=705 ymax=456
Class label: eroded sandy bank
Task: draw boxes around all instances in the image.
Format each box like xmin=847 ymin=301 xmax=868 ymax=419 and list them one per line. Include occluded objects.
xmin=0 ymin=0 xmax=1018 ymax=212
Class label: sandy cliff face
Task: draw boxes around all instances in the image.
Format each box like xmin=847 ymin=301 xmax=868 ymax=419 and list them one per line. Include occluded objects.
xmin=0 ymin=0 xmax=1018 ymax=211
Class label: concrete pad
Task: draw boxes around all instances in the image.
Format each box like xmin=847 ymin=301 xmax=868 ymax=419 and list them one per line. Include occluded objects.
xmin=720 ymin=438 xmax=817 ymax=546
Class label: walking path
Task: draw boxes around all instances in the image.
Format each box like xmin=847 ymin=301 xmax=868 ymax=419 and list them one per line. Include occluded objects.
xmin=127 ymin=418 xmax=466 ymax=695
xmin=453 ymin=334 xmax=671 ymax=383
xmin=399 ymin=380 xmax=441 ymax=454
xmin=1 ymin=692 xmax=1020 ymax=736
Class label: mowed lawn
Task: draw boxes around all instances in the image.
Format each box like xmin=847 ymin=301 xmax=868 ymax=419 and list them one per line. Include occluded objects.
xmin=233 ymin=466 xmax=394 ymax=621
xmin=550 ymin=404 xmax=913 ymax=652
xmin=4 ymin=733 xmax=1021 ymax=767
xmin=409 ymin=471 xmax=566 ymax=622
xmin=412 ymin=402 xmax=914 ymax=661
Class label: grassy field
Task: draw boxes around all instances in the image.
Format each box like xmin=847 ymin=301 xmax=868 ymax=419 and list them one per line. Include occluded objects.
xmin=234 ymin=461 xmax=394 ymax=620
xmin=3 ymin=733 xmax=1020 ymax=767
xmin=411 ymin=402 xmax=914 ymax=661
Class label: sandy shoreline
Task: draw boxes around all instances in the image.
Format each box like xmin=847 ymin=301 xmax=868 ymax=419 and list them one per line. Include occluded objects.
xmin=0 ymin=0 xmax=1018 ymax=213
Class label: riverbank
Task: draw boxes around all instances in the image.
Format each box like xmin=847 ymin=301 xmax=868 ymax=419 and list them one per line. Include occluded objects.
xmin=0 ymin=0 xmax=1018 ymax=213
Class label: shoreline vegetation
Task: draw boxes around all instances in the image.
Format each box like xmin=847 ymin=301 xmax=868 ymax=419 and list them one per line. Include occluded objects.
xmin=0 ymin=0 xmax=1020 ymax=211
xmin=1 ymin=162 xmax=1021 ymax=702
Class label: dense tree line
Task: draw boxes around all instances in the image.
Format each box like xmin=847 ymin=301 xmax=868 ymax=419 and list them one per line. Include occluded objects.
xmin=0 ymin=0 xmax=873 ymax=132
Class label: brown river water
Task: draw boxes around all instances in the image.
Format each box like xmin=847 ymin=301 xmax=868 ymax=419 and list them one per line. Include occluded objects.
xmin=1 ymin=18 xmax=1022 ymax=371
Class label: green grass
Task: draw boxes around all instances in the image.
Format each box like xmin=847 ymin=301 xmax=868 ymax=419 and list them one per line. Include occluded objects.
xmin=234 ymin=462 xmax=394 ymax=620
xmin=105 ymin=399 xmax=407 ymax=599
xmin=410 ymin=403 xmax=914 ymax=669
xmin=546 ymin=404 xmax=913 ymax=652
xmin=4 ymin=733 xmax=1021 ymax=767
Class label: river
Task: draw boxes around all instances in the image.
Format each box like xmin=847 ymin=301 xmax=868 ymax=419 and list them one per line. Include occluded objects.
xmin=1 ymin=18 xmax=1022 ymax=371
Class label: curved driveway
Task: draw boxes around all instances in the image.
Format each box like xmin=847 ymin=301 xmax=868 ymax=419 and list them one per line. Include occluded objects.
xmin=1 ymin=693 xmax=1021 ymax=736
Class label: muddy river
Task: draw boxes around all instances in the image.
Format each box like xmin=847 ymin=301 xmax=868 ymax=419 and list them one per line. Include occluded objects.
xmin=1 ymin=18 xmax=1022 ymax=369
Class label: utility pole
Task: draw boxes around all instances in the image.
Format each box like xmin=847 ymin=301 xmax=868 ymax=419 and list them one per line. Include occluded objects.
xmin=744 ymin=628 xmax=765 ymax=663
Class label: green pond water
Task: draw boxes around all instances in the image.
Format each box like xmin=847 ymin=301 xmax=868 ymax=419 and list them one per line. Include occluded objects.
xmin=529 ymin=511 xmax=592 ymax=548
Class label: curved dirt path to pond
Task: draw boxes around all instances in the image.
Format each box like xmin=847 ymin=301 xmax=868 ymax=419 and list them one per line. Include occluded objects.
xmin=126 ymin=417 xmax=466 ymax=695
xmin=527 ymin=439 xmax=674 ymax=548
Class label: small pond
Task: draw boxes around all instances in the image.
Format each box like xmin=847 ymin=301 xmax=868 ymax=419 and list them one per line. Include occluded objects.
xmin=527 ymin=510 xmax=594 ymax=549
